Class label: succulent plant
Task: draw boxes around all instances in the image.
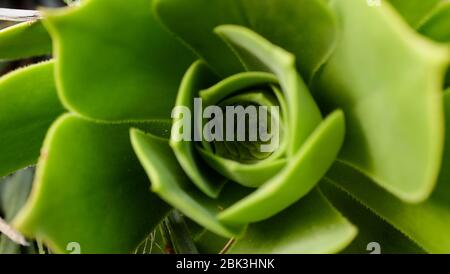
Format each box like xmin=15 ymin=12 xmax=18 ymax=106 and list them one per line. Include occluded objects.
xmin=0 ymin=0 xmax=449 ymax=254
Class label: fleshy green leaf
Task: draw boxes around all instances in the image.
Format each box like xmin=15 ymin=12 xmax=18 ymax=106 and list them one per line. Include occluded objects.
xmin=320 ymin=181 xmax=425 ymax=254
xmin=0 ymin=61 xmax=64 ymax=178
xmin=214 ymin=25 xmax=323 ymax=156
xmin=388 ymin=0 xmax=441 ymax=28
xmin=197 ymin=149 xmax=286 ymax=188
xmin=170 ymin=60 xmax=227 ymax=198
xmin=228 ymin=189 xmax=356 ymax=254
xmin=418 ymin=1 xmax=450 ymax=42
xmin=326 ymin=90 xmax=450 ymax=253
xmin=194 ymin=230 xmax=229 ymax=254
xmin=13 ymin=115 xmax=170 ymax=253
xmin=325 ymin=160 xmax=450 ymax=254
xmin=154 ymin=0 xmax=337 ymax=81
xmin=43 ymin=0 xmax=195 ymax=121
xmin=216 ymin=109 xmax=345 ymax=225
xmin=0 ymin=21 xmax=52 ymax=60
xmin=131 ymin=129 xmax=249 ymax=238
xmin=417 ymin=1 xmax=450 ymax=88
xmin=313 ymin=0 xmax=449 ymax=202
xmin=199 ymin=71 xmax=278 ymax=105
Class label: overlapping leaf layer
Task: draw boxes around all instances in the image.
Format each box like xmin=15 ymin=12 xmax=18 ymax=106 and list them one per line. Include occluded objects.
xmin=0 ymin=0 xmax=449 ymax=253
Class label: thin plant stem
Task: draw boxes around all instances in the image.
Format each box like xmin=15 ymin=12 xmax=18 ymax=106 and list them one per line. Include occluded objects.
xmin=159 ymin=221 xmax=174 ymax=254
xmin=165 ymin=210 xmax=199 ymax=254
xmin=36 ymin=239 xmax=46 ymax=254
xmin=0 ymin=216 xmax=28 ymax=246
xmin=219 ymin=238 xmax=235 ymax=254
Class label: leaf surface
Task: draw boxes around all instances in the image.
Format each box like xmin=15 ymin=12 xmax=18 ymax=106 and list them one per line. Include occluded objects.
xmin=131 ymin=129 xmax=250 ymax=238
xmin=418 ymin=2 xmax=450 ymax=42
xmin=13 ymin=115 xmax=170 ymax=253
xmin=0 ymin=21 xmax=52 ymax=60
xmin=155 ymin=0 xmax=337 ymax=81
xmin=320 ymin=181 xmax=425 ymax=254
xmin=388 ymin=0 xmax=441 ymax=28
xmin=314 ymin=0 xmax=449 ymax=202
xmin=0 ymin=61 xmax=64 ymax=178
xmin=44 ymin=0 xmax=195 ymax=121
xmin=228 ymin=189 xmax=356 ymax=254
xmin=326 ymin=91 xmax=450 ymax=253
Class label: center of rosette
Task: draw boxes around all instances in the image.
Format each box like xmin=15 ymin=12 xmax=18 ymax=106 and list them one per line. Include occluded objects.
xmin=205 ymin=89 xmax=282 ymax=163
xmin=197 ymin=73 xmax=287 ymax=167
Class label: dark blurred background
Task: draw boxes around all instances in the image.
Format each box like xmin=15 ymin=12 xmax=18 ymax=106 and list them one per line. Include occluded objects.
xmin=0 ymin=0 xmax=65 ymax=9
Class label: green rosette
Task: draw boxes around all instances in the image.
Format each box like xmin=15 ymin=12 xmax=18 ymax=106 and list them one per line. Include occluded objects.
xmin=0 ymin=0 xmax=447 ymax=254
